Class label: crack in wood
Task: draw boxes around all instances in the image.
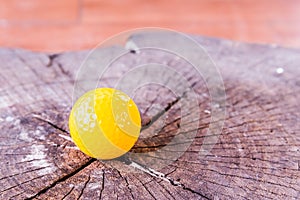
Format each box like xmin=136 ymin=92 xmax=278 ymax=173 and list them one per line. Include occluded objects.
xmin=123 ymin=176 xmax=135 ymax=199
xmin=61 ymin=186 xmax=74 ymax=200
xmin=32 ymin=114 xmax=69 ymax=135
xmin=157 ymin=181 xmax=177 ymax=200
xmin=46 ymin=53 xmax=72 ymax=79
xmin=130 ymin=161 xmax=210 ymax=199
xmin=24 ymin=158 xmax=96 ymax=200
xmin=99 ymin=169 xmax=105 ymax=199
xmin=57 ymin=62 xmax=71 ymax=77
xmin=47 ymin=54 xmax=59 ymax=68
xmin=0 ymin=175 xmax=45 ymax=194
xmin=77 ymin=175 xmax=91 ymax=200
xmin=8 ymin=191 xmax=26 ymax=199
xmin=115 ymin=169 xmax=135 ymax=199
xmin=136 ymin=177 xmax=157 ymax=199
xmin=141 ymin=95 xmax=181 ymax=132
xmin=0 ymin=166 xmax=52 ymax=181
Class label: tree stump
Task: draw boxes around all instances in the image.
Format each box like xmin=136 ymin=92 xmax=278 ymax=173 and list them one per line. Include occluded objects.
xmin=0 ymin=33 xmax=300 ymax=199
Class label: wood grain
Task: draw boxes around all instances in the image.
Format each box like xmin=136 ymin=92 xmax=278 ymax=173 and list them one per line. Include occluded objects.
xmin=0 ymin=34 xmax=300 ymax=199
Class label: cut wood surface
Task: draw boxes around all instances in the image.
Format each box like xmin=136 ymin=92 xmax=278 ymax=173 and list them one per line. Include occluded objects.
xmin=0 ymin=33 xmax=300 ymax=199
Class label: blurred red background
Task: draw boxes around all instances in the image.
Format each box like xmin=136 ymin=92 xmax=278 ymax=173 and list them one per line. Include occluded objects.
xmin=1 ymin=0 xmax=300 ymax=52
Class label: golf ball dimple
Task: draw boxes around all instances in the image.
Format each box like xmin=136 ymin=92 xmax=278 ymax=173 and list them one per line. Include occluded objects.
xmin=69 ymin=88 xmax=141 ymax=160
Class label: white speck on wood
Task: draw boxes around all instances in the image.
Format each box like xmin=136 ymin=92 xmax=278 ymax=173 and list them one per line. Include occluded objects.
xmin=5 ymin=116 xmax=14 ymax=122
xmin=88 ymin=182 xmax=99 ymax=190
xmin=276 ymin=67 xmax=284 ymax=74
xmin=58 ymin=134 xmax=73 ymax=142
xmin=65 ymin=146 xmax=79 ymax=150
xmin=201 ymin=93 xmax=208 ymax=97
xmin=204 ymin=110 xmax=211 ymax=114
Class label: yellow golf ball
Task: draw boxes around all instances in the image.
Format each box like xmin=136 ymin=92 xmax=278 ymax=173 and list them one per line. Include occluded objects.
xmin=69 ymin=88 xmax=141 ymax=160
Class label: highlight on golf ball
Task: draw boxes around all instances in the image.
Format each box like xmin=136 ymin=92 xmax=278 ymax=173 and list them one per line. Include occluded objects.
xmin=69 ymin=88 xmax=141 ymax=160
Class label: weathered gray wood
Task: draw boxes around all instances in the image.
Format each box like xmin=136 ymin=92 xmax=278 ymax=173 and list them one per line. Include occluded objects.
xmin=0 ymin=33 xmax=300 ymax=200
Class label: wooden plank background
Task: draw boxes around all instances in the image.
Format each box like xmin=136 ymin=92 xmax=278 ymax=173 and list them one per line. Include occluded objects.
xmin=0 ymin=0 xmax=300 ymax=52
